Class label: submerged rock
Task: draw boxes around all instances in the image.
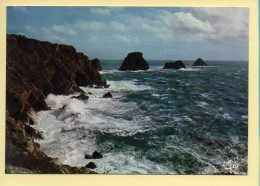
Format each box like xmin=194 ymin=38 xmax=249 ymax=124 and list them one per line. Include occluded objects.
xmin=92 ymin=151 xmax=103 ymax=159
xmin=84 ymin=151 xmax=103 ymax=159
xmin=86 ymin=162 xmax=97 ymax=169
xmin=192 ymin=58 xmax=208 ymax=66
xmin=119 ymin=52 xmax=149 ymax=71
xmin=84 ymin=154 xmax=92 ymax=159
xmin=91 ymin=58 xmax=102 ymax=71
xmin=163 ymin=60 xmax=186 ymax=69
xmin=103 ymin=92 xmax=112 ymax=98
xmin=71 ymin=93 xmax=89 ymax=100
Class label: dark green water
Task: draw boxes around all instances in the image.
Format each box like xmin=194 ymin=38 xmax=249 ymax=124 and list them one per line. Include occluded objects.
xmin=35 ymin=60 xmax=248 ymax=174
xmin=98 ymin=60 xmax=248 ymax=174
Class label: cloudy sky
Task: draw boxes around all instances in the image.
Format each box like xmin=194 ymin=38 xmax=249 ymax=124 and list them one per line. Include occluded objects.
xmin=7 ymin=7 xmax=248 ymax=60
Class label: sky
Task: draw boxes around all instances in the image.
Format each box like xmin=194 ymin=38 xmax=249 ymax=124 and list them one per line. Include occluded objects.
xmin=7 ymin=7 xmax=249 ymax=61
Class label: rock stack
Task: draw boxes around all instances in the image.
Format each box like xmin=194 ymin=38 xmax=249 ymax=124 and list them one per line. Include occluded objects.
xmin=192 ymin=58 xmax=208 ymax=66
xmin=119 ymin=52 xmax=149 ymax=71
xmin=163 ymin=60 xmax=186 ymax=69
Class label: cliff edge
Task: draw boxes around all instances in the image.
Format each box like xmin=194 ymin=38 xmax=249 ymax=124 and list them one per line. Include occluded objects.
xmin=6 ymin=34 xmax=107 ymax=173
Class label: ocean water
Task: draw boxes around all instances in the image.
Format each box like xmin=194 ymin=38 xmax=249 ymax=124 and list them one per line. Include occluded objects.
xmin=33 ymin=60 xmax=248 ymax=174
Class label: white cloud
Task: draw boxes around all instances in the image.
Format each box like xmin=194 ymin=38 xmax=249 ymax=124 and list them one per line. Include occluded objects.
xmin=52 ymin=25 xmax=77 ymax=36
xmin=162 ymin=11 xmax=215 ymax=34
xmin=111 ymin=21 xmax=126 ymax=31
xmin=90 ymin=7 xmax=111 ymax=15
xmin=114 ymin=34 xmax=130 ymax=42
xmin=40 ymin=28 xmax=67 ymax=43
xmin=187 ymin=8 xmax=249 ymax=41
xmin=121 ymin=8 xmax=248 ymax=43
xmin=75 ymin=20 xmax=106 ymax=31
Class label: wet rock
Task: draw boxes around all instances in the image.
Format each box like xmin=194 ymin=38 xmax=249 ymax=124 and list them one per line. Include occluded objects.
xmin=71 ymin=93 xmax=89 ymax=100
xmin=85 ymin=162 xmax=97 ymax=169
xmin=6 ymin=34 xmax=105 ymax=173
xmin=91 ymin=58 xmax=102 ymax=71
xmin=24 ymin=125 xmax=43 ymax=139
xmin=163 ymin=60 xmax=186 ymax=69
xmin=84 ymin=154 xmax=92 ymax=159
xmin=92 ymin=151 xmax=103 ymax=159
xmin=103 ymin=92 xmax=112 ymax=98
xmin=192 ymin=58 xmax=208 ymax=66
xmin=119 ymin=52 xmax=149 ymax=71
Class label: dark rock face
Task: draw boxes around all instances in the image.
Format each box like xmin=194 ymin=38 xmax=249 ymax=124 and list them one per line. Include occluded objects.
xmin=85 ymin=162 xmax=97 ymax=169
xmin=163 ymin=60 xmax=186 ymax=69
xmin=84 ymin=151 xmax=103 ymax=159
xmin=103 ymin=92 xmax=112 ymax=98
xmin=192 ymin=58 xmax=208 ymax=66
xmin=119 ymin=52 xmax=149 ymax=71
xmin=6 ymin=34 xmax=107 ymax=173
xmin=92 ymin=151 xmax=103 ymax=159
xmin=91 ymin=58 xmax=102 ymax=71
xmin=71 ymin=93 xmax=89 ymax=100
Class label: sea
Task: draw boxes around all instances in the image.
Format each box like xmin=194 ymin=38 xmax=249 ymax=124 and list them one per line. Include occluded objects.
xmin=32 ymin=60 xmax=248 ymax=174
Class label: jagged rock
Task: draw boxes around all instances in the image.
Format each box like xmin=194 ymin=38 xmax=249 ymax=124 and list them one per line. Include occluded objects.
xmin=92 ymin=151 xmax=103 ymax=159
xmin=91 ymin=58 xmax=102 ymax=71
xmin=192 ymin=58 xmax=208 ymax=66
xmin=6 ymin=34 xmax=106 ymax=173
xmin=71 ymin=93 xmax=89 ymax=100
xmin=163 ymin=60 xmax=186 ymax=69
xmin=119 ymin=52 xmax=149 ymax=71
xmin=85 ymin=162 xmax=97 ymax=169
xmin=103 ymin=92 xmax=112 ymax=98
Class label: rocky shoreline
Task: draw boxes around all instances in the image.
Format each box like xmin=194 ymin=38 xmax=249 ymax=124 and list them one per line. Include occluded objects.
xmin=6 ymin=34 xmax=107 ymax=173
xmin=5 ymin=34 xmax=209 ymax=174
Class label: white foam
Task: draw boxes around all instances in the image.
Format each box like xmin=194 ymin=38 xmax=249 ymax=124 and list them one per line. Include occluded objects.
xmin=173 ymin=115 xmax=192 ymax=122
xmin=197 ymin=101 xmax=208 ymax=107
xmin=93 ymin=152 xmax=176 ymax=174
xmin=179 ymin=68 xmax=199 ymax=71
xmin=106 ymin=80 xmax=152 ymax=92
xmin=222 ymin=113 xmax=233 ymax=120
xmin=34 ymin=86 xmax=153 ymax=170
xmin=100 ymin=69 xmax=122 ymax=74
xmin=241 ymin=115 xmax=248 ymax=120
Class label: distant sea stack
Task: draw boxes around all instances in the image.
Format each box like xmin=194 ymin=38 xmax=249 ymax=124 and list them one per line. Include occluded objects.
xmin=192 ymin=58 xmax=208 ymax=66
xmin=6 ymin=34 xmax=107 ymax=173
xmin=119 ymin=52 xmax=149 ymax=71
xmin=163 ymin=60 xmax=186 ymax=69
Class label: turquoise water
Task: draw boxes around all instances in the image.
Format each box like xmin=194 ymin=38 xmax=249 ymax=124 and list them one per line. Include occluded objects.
xmin=34 ymin=60 xmax=248 ymax=174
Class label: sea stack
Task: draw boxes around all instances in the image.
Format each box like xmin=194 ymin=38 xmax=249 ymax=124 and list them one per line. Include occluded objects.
xmin=163 ymin=60 xmax=186 ymax=69
xmin=192 ymin=58 xmax=208 ymax=66
xmin=119 ymin=52 xmax=149 ymax=71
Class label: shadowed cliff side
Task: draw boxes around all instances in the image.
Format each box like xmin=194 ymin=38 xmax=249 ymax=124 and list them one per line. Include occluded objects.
xmin=6 ymin=34 xmax=107 ymax=173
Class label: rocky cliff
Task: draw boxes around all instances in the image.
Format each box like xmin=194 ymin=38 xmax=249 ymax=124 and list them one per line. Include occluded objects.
xmin=6 ymin=34 xmax=107 ymax=173
xmin=119 ymin=52 xmax=149 ymax=71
